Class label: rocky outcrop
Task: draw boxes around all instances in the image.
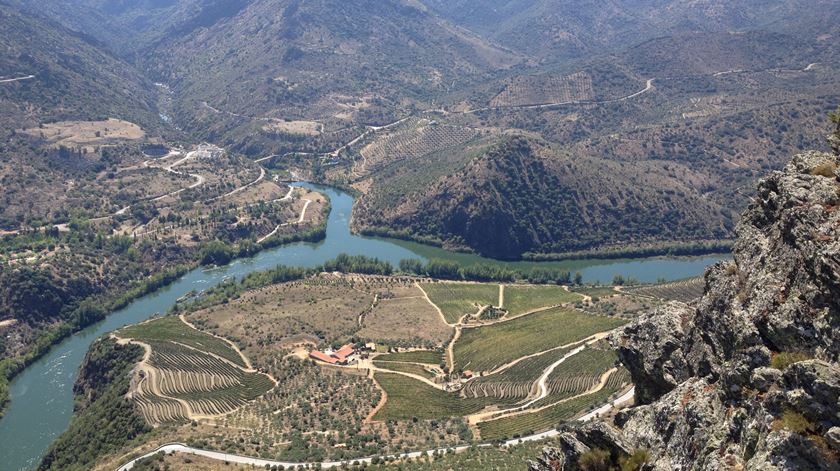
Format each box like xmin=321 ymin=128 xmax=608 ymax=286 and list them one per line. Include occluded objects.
xmin=531 ymin=150 xmax=840 ymax=470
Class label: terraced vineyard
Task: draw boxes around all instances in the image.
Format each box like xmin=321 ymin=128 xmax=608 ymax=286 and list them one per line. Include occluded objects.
xmin=454 ymin=307 xmax=625 ymax=372
xmin=532 ymin=347 xmax=621 ymax=408
xmin=373 ymin=373 xmax=509 ymax=421
xmin=367 ymin=281 xmax=632 ymax=440
xmin=357 ymin=119 xmax=479 ymax=174
xmin=419 ymin=282 xmax=499 ymax=324
xmin=502 ymin=285 xmax=583 ymax=317
xmin=489 ymin=71 xmax=594 ymax=107
xmin=460 ymin=345 xmax=578 ymax=400
xmin=120 ymin=316 xmax=247 ymax=367
xmin=477 ymin=369 xmax=631 ymax=441
xmin=625 ymin=277 xmax=705 ymax=303
xmin=118 ymin=317 xmax=275 ymax=425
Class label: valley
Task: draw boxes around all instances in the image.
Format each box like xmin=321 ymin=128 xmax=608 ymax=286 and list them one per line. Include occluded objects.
xmin=0 ymin=1 xmax=839 ymax=470
xmin=0 ymin=182 xmax=721 ymax=471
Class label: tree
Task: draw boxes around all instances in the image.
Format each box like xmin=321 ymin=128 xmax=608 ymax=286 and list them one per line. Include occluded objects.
xmin=198 ymin=240 xmax=235 ymax=266
xmin=830 ymin=106 xmax=840 ymax=155
xmin=399 ymin=258 xmax=424 ymax=274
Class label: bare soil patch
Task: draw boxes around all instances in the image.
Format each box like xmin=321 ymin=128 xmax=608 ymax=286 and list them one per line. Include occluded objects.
xmin=262 ymin=120 xmax=324 ymax=136
xmin=20 ymin=118 xmax=145 ymax=149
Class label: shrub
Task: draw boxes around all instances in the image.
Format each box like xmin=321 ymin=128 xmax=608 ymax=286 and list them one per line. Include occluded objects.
xmin=779 ymin=410 xmax=816 ymax=434
xmin=810 ymin=161 xmax=837 ymax=178
xmin=620 ymin=449 xmax=651 ymax=471
xmin=578 ymin=448 xmax=611 ymax=471
xmin=770 ymin=351 xmax=811 ymax=370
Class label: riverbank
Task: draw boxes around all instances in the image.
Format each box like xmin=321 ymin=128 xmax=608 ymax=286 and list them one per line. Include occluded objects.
xmin=0 ymin=264 xmax=192 ymax=420
xmin=0 ymin=187 xmax=330 ymax=421
xmin=0 ymin=183 xmax=726 ymax=471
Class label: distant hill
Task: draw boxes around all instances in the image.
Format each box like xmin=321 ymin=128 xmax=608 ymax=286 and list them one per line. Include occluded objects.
xmin=352 ymin=136 xmax=732 ymax=259
xmin=137 ymin=0 xmax=521 ymax=153
xmin=8 ymin=0 xmax=252 ymax=57
xmin=421 ymin=0 xmax=840 ymax=60
xmin=0 ymin=3 xmax=158 ymax=130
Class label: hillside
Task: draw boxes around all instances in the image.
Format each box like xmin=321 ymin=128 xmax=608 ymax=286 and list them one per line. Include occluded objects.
xmin=139 ymin=0 xmax=520 ymax=155
xmin=8 ymin=0 xmax=251 ymax=57
xmin=0 ymin=3 xmax=159 ymax=130
xmin=529 ymin=149 xmax=840 ymax=469
xmin=422 ymin=0 xmax=840 ymax=60
xmin=352 ymin=136 xmax=731 ymax=259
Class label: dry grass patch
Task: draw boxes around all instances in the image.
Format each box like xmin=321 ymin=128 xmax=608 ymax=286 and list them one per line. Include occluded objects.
xmin=187 ymin=275 xmax=373 ymax=369
xmin=21 ymin=118 xmax=144 ymax=148
xmin=262 ymin=120 xmax=324 ymax=136
xmin=359 ymin=284 xmax=453 ymax=346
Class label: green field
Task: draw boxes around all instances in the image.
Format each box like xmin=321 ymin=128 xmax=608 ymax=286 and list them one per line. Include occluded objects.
xmin=503 ymin=285 xmax=583 ymax=316
xmin=120 ymin=316 xmax=246 ymax=367
xmin=454 ymin=308 xmax=626 ymax=372
xmin=420 ymin=282 xmax=500 ymax=323
xmin=374 ymin=373 xmax=503 ymax=420
xmin=373 ymin=361 xmax=438 ymax=380
xmin=375 ymin=350 xmax=444 ymax=365
xmin=571 ymin=286 xmax=620 ymax=298
xmin=477 ymin=375 xmax=625 ymax=441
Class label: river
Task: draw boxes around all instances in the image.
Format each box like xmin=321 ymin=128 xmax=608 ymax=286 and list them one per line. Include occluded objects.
xmin=0 ymin=183 xmax=725 ymax=470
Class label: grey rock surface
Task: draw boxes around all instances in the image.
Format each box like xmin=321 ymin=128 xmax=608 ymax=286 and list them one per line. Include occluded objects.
xmin=532 ymin=151 xmax=840 ymax=471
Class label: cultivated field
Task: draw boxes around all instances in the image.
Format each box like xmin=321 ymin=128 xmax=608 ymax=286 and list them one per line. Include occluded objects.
xmin=355 ymin=118 xmax=480 ymax=175
xmin=624 ymin=277 xmax=706 ymax=303
xmin=534 ymin=346 xmax=621 ymax=407
xmin=373 ymin=361 xmax=438 ymax=380
xmin=117 ymin=317 xmax=275 ymax=425
xmin=419 ymin=282 xmax=499 ymax=324
xmin=453 ymin=307 xmax=625 ymax=372
xmin=460 ymin=345 xmax=577 ymax=400
xmin=490 ymin=71 xmax=594 ymax=107
xmin=375 ymin=350 xmax=444 ymax=364
xmin=476 ymin=369 xmax=631 ymax=441
xmin=367 ymin=282 xmax=631 ymax=441
xmin=373 ymin=373 xmax=502 ymax=421
xmin=502 ymin=285 xmax=582 ymax=317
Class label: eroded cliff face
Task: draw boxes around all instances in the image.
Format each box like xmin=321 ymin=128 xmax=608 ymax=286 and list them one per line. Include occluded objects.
xmin=531 ymin=150 xmax=840 ymax=471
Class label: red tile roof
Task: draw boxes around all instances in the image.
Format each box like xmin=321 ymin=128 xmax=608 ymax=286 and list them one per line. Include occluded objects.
xmin=309 ymin=350 xmax=338 ymax=364
xmin=334 ymin=344 xmax=355 ymax=361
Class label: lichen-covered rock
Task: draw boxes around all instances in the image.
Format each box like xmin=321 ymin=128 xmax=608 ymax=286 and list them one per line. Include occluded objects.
xmin=534 ymin=151 xmax=840 ymax=470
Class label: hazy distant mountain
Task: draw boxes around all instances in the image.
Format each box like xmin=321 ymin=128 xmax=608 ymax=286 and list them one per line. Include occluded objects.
xmin=8 ymin=0 xmax=253 ymax=57
xmin=421 ymin=0 xmax=840 ymax=59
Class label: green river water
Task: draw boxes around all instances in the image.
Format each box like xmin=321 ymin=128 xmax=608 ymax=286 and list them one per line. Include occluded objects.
xmin=0 ymin=183 xmax=725 ymax=470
